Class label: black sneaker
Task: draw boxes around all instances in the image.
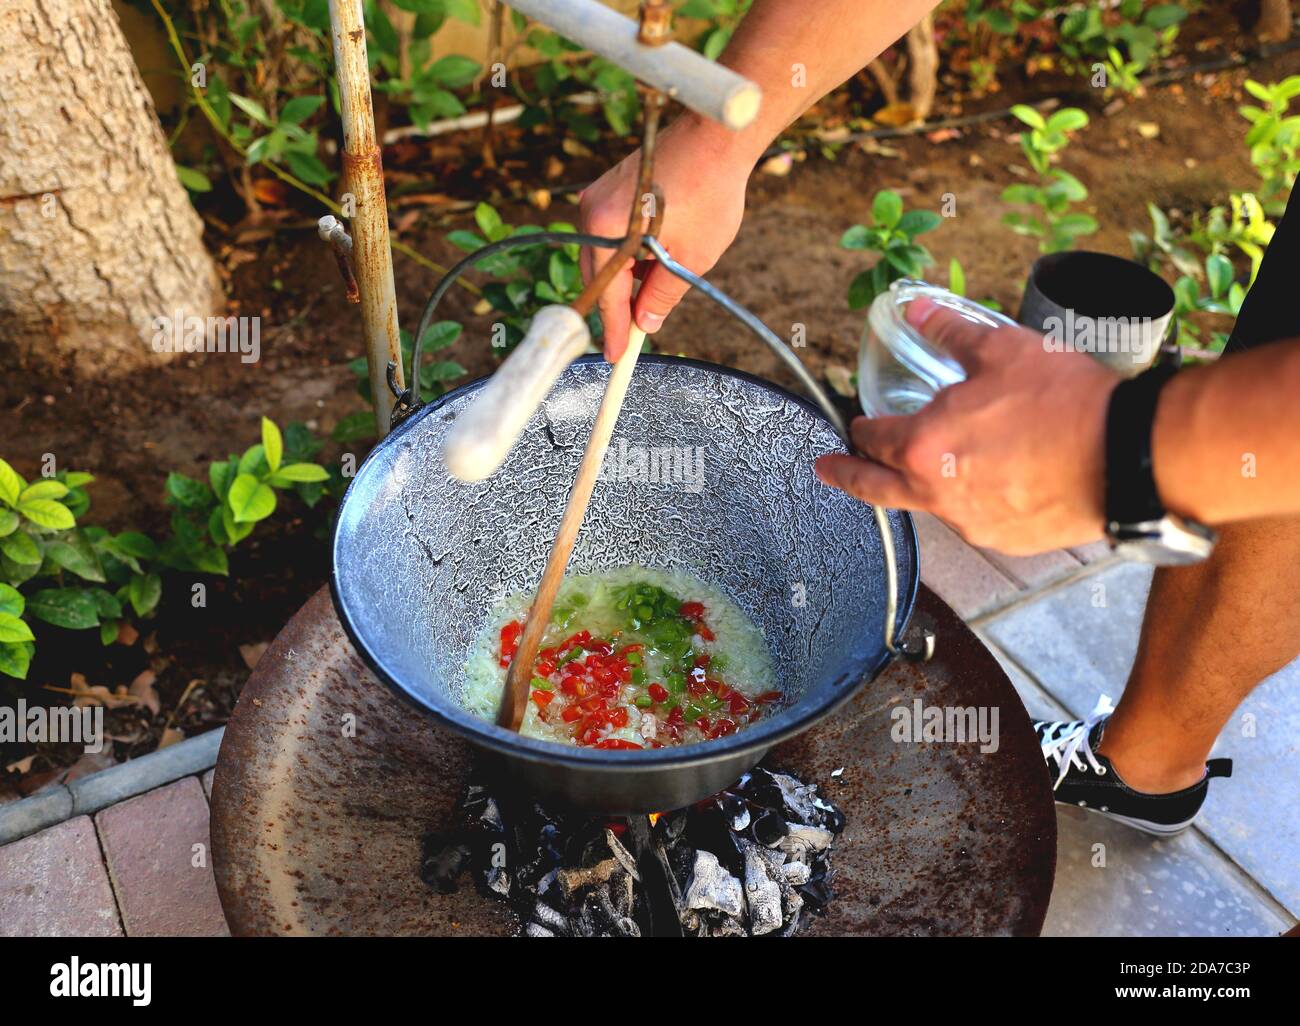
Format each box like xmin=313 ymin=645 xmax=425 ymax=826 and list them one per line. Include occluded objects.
xmin=1033 ymin=695 xmax=1233 ymax=836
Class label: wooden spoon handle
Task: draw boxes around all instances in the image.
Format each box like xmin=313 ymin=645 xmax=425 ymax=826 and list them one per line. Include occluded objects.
xmin=498 ymin=327 xmax=647 ymax=731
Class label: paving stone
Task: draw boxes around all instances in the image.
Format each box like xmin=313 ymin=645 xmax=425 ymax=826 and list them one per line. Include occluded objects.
xmin=96 ymin=777 xmax=229 ymax=937
xmin=1043 ymin=807 xmax=1294 ymax=937
xmin=1068 ymin=540 xmax=1114 ymax=564
xmin=913 ymin=512 xmax=1019 ymax=618
xmin=982 ymin=561 xmax=1300 ymax=917
xmin=976 ymin=632 xmax=1071 ymax=723
xmin=979 ymin=546 xmax=1082 ymax=590
xmin=0 ymin=816 xmax=121 ymax=937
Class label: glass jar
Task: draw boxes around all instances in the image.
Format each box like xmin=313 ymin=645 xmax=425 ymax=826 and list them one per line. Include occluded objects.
xmin=857 ymin=279 xmax=1017 ymax=417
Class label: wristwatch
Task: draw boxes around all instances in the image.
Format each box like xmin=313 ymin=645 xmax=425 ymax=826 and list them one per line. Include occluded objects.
xmin=1104 ymin=362 xmax=1216 ymax=565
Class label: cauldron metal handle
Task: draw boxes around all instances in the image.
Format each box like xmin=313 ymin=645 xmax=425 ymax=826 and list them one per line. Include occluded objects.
xmin=396 ymin=233 xmax=933 ymax=662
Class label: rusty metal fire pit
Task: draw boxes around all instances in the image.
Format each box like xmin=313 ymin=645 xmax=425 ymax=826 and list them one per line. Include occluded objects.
xmin=210 ymin=584 xmax=1055 ymax=936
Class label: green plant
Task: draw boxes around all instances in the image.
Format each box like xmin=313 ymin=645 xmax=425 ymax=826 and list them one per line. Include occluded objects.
xmin=1185 ymin=193 xmax=1276 ymax=284
xmin=515 ymin=29 xmax=640 ymax=141
xmin=1239 ymin=76 xmax=1300 ymax=215
xmin=678 ymin=0 xmax=755 ymax=60
xmin=1170 ymin=252 xmax=1245 ymax=357
xmin=946 ymin=258 xmax=1004 ymax=312
xmin=1058 ymin=0 xmax=1186 ymax=84
xmin=369 ymin=0 xmax=483 ymax=128
xmin=1130 ymin=202 xmax=1204 ymax=279
xmin=840 ymin=190 xmax=941 ymax=309
xmin=335 ymin=322 xmax=468 ymax=442
xmin=448 ymin=202 xmax=597 ymax=345
xmin=0 ymin=418 xmax=333 ymax=680
xmin=1000 ymin=105 xmax=1097 ymax=253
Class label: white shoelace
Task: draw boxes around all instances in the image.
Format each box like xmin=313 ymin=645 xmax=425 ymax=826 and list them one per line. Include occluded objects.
xmin=1038 ymin=694 xmax=1116 ymax=791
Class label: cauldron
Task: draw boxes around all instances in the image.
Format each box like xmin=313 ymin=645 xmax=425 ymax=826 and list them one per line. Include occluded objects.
xmin=331 ymin=354 xmax=918 ymax=813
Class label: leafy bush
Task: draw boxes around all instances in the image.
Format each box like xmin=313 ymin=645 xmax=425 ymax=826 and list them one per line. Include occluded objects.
xmin=1169 ymin=252 xmax=1244 ymax=357
xmin=1239 ymin=77 xmax=1300 ymax=216
xmin=448 ymin=202 xmax=596 ymax=347
xmin=678 ymin=0 xmax=755 ymax=61
xmin=1000 ymin=105 xmax=1097 ymax=253
xmin=0 ymin=418 xmax=332 ymax=680
xmin=334 ymin=322 xmax=468 ymax=442
xmin=516 ymin=29 xmax=640 ymax=141
xmin=1058 ymin=0 xmax=1186 ymax=84
xmin=840 ymin=190 xmax=941 ymax=309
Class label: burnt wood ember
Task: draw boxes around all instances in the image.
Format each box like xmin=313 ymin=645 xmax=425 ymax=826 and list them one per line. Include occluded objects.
xmin=418 ymin=764 xmax=845 ymax=937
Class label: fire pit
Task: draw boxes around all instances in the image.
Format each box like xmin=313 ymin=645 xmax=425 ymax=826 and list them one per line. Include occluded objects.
xmin=210 ymin=585 xmax=1056 ymax=936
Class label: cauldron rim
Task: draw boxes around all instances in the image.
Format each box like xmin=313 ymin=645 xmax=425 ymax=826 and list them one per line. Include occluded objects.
xmin=330 ymin=353 xmax=919 ymax=771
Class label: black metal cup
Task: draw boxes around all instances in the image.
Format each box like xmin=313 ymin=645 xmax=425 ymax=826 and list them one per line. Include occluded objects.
xmin=1018 ymin=251 xmax=1175 ymax=377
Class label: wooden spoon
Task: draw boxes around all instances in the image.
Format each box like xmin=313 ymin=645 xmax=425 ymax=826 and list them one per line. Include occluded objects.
xmin=497 ymin=327 xmax=647 ymax=730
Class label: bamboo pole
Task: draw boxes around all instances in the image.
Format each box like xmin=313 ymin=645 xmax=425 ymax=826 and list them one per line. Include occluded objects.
xmin=329 ymin=0 xmax=404 ymax=437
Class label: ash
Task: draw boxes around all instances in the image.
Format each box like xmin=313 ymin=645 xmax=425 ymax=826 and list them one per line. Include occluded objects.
xmin=419 ymin=766 xmax=845 ymax=937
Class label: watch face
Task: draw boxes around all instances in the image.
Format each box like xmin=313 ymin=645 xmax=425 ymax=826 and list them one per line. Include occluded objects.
xmin=1108 ymin=515 xmax=1217 ymax=566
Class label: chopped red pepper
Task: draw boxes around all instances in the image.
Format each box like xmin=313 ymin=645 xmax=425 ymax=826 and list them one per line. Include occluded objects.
xmin=648 ymin=683 xmax=669 ymax=704
xmin=594 ymin=738 xmax=642 ymax=749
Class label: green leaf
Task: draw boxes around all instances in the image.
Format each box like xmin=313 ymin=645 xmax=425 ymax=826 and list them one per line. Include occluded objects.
xmin=447 ymin=229 xmax=487 ymax=253
xmin=1206 ymin=253 xmax=1234 ymax=298
xmin=90 ymin=588 xmax=122 ymax=620
xmin=284 ymin=150 xmax=332 ymax=186
xmin=227 ymin=474 xmax=277 ymax=523
xmin=871 ymin=190 xmax=903 ymax=230
xmin=268 ymin=463 xmax=329 ymax=484
xmin=0 ymin=641 xmax=32 ymax=680
xmin=839 ymin=224 xmax=874 ymax=251
xmin=27 ymin=587 xmax=99 ymax=629
xmin=0 ymin=531 xmax=40 ymax=566
xmin=474 ymin=202 xmax=507 ymax=242
xmin=1144 ymin=3 xmax=1187 ymax=29
xmin=423 ymin=360 xmax=466 ymax=383
xmin=127 ymin=573 xmax=162 ymax=618
xmin=847 ymin=267 xmax=879 ymax=310
xmin=443 ymin=0 xmax=481 ymax=25
xmin=262 ymin=417 xmax=283 ymax=474
xmin=948 ymin=258 xmax=966 ymax=297
xmin=18 ymin=499 xmax=75 ymax=530
xmin=280 ymin=95 xmax=325 ymax=125
xmin=189 ymin=544 xmax=230 ymax=576
xmin=0 ymin=510 xmax=18 ymax=537
xmin=1045 ymin=107 xmax=1089 ymax=135
xmin=0 ymin=612 xmax=33 ymax=644
xmin=897 ymin=210 xmax=942 ymax=237
xmin=421 ymin=320 xmax=462 ymax=351
xmin=332 ymin=411 xmax=375 ymax=443
xmin=44 ymin=530 xmax=106 ymax=582
xmin=427 ymin=54 xmax=481 ymax=89
xmin=19 ymin=480 xmax=68 ymax=502
xmin=1010 ymin=104 xmax=1047 ymax=131
xmin=63 ymin=472 xmax=94 ymax=488
xmin=0 ymin=582 xmax=22 ymax=617
xmin=167 ymin=472 xmax=213 ymax=510
xmin=100 ymin=620 xmax=120 ymax=646
xmin=0 ymin=459 xmax=26 ymax=506
xmin=209 ymin=460 xmax=237 ymax=502
xmin=231 ymin=93 xmax=273 ymax=126
xmin=114 ymin=531 xmax=158 ymax=561
xmin=238 ymin=445 xmax=268 ymax=476
xmin=176 ymin=165 xmax=212 ymax=192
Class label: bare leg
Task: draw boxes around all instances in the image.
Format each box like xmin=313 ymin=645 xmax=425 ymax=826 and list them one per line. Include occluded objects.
xmin=1097 ymin=516 xmax=1300 ymax=793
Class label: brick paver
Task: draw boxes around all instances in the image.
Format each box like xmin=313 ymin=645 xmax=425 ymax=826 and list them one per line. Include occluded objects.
xmin=0 ymin=815 xmax=121 ymax=937
xmin=913 ymin=512 xmax=1019 ymax=618
xmin=95 ymin=777 xmax=229 ymax=937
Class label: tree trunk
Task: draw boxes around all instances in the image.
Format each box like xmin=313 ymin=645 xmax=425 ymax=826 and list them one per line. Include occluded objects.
xmin=0 ymin=0 xmax=221 ymax=375
xmin=905 ymin=15 xmax=939 ymax=122
xmin=1257 ymin=0 xmax=1293 ymax=42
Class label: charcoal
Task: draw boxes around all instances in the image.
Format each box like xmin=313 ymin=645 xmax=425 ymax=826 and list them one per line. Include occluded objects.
xmin=739 ymin=840 xmax=783 ymax=936
xmin=775 ymin=823 xmax=834 ymax=856
xmin=717 ymin=793 xmax=750 ymax=832
xmin=486 ymin=865 xmax=511 ymax=897
xmin=683 ymin=850 xmax=744 ymax=918
xmin=605 ymin=827 xmax=640 ymax=882
xmin=557 ymin=857 xmax=619 ymax=898
xmin=419 ymin=834 xmax=471 ymax=894
xmin=422 ymin=762 xmax=844 ymax=938
xmin=781 ymin=859 xmax=812 ymax=886
xmin=751 ymin=810 xmax=788 ymax=846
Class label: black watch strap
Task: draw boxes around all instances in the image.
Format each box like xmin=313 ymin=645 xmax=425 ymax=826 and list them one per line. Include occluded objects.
xmin=1105 ymin=362 xmax=1179 ymax=526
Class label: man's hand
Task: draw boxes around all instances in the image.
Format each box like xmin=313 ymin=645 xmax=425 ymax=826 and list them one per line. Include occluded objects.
xmin=815 ymin=299 xmax=1120 ymax=555
xmin=579 ymin=115 xmax=751 ymax=361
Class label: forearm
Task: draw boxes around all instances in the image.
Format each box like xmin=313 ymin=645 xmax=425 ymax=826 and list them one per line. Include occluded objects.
xmin=673 ymin=0 xmax=939 ymax=169
xmin=1154 ymin=339 xmax=1300 ymax=524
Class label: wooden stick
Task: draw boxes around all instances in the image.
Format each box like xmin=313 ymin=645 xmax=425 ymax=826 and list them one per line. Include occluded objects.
xmin=497 ymin=326 xmax=647 ymax=730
